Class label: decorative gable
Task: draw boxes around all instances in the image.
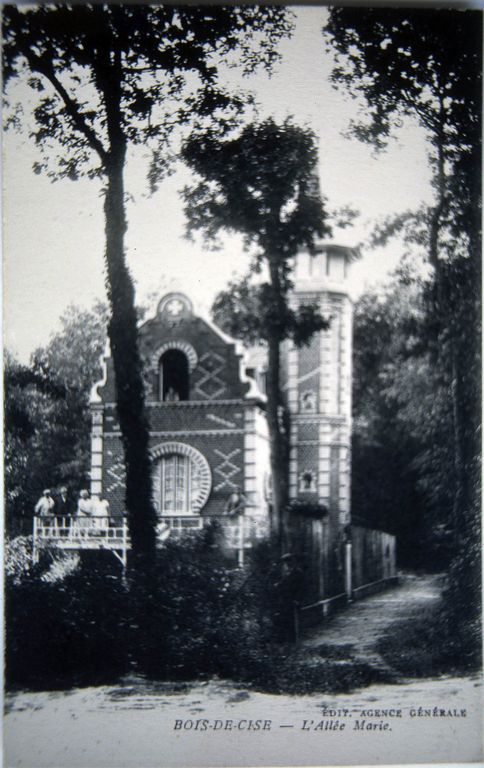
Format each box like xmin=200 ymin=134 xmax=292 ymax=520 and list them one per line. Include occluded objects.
xmin=134 ymin=292 xmax=254 ymax=404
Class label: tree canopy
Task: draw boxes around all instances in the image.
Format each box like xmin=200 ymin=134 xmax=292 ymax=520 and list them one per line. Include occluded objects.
xmin=182 ymin=118 xmax=330 ymax=547
xmin=352 ymin=273 xmax=455 ymax=567
xmin=3 ymin=5 xmax=292 ymax=183
xmin=324 ymin=8 xmax=481 ymax=263
xmin=325 ymin=7 xmax=481 ymax=617
xmin=3 ymin=4 xmax=293 ymax=562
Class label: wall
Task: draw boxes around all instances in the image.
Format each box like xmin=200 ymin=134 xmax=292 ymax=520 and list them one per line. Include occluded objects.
xmin=289 ymin=516 xmax=397 ymax=606
xmin=350 ymin=525 xmax=397 ymax=591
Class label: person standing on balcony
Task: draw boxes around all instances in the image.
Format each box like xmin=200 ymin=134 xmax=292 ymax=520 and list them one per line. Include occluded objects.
xmin=92 ymin=494 xmax=110 ymax=531
xmin=56 ymin=486 xmax=71 ymax=535
xmin=76 ymin=489 xmax=93 ymax=530
xmin=56 ymin=487 xmax=70 ymax=515
xmin=35 ymin=489 xmax=55 ymax=528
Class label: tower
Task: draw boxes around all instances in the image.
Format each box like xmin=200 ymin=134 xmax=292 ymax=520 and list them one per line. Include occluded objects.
xmin=282 ymin=243 xmax=358 ymax=542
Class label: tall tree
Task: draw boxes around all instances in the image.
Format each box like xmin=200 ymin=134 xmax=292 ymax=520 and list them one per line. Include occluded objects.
xmin=325 ymin=8 xmax=482 ymax=623
xmin=182 ymin=118 xmax=330 ymax=549
xmin=3 ymin=5 xmax=292 ymax=563
xmin=32 ymin=301 xmax=108 ymax=398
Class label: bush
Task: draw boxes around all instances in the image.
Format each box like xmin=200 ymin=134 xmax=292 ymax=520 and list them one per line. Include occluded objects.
xmin=132 ymin=527 xmax=281 ymax=680
xmin=6 ymin=526 xmax=383 ymax=695
xmin=6 ymin=555 xmax=130 ymax=690
xmin=5 ymin=536 xmax=35 ymax=584
xmin=6 ymin=536 xmax=81 ymax=585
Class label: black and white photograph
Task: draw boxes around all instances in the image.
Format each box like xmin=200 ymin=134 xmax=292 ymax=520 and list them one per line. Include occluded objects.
xmin=2 ymin=3 xmax=482 ymax=766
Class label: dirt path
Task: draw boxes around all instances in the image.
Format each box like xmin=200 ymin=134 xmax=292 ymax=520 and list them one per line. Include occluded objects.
xmin=303 ymin=573 xmax=442 ymax=676
xmin=5 ymin=575 xmax=482 ymax=767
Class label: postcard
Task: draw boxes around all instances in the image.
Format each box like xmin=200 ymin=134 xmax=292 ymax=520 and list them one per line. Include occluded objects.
xmin=2 ymin=3 xmax=482 ymax=767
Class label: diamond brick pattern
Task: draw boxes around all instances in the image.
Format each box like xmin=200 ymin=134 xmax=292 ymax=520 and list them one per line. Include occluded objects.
xmin=214 ymin=447 xmax=241 ymax=491
xmin=193 ymin=352 xmax=226 ymax=400
xmin=106 ymin=460 xmax=126 ymax=494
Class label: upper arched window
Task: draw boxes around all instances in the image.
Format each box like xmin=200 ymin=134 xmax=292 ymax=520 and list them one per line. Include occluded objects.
xmin=159 ymin=349 xmax=189 ymax=401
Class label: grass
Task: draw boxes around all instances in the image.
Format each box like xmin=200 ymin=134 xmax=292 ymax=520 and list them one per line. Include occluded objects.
xmin=377 ymin=599 xmax=482 ymax=678
xmin=219 ymin=640 xmax=396 ymax=696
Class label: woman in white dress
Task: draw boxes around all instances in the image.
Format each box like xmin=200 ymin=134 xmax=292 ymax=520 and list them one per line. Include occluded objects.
xmin=76 ymin=490 xmax=93 ymax=532
xmin=92 ymin=495 xmax=110 ymax=532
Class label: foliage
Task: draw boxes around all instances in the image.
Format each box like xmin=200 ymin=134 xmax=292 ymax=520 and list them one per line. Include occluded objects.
xmin=5 ymin=530 xmax=280 ymax=690
xmin=5 ymin=537 xmax=35 ymax=584
xmin=133 ymin=527 xmax=266 ymax=680
xmin=377 ymin=593 xmax=481 ymax=676
xmin=325 ymin=8 xmax=481 ymax=605
xmin=6 ymin=531 xmax=390 ymax=695
xmin=352 ymin=273 xmax=463 ymax=567
xmin=212 ymin=274 xmax=330 ymax=350
xmin=325 ymin=9 xmax=481 ymax=155
xmin=287 ymin=500 xmax=328 ymax=519
xmin=183 ymin=118 xmax=328 ymax=262
xmin=3 ymin=4 xmax=293 ymax=563
xmin=183 ymin=118 xmax=330 ymax=547
xmin=5 ymin=535 xmax=81 ymax=586
xmin=3 ymin=6 xmax=293 ymax=184
xmin=41 ymin=553 xmax=81 ymax=584
xmin=6 ymin=558 xmax=130 ymax=690
xmin=4 ymin=304 xmax=106 ymax=535
xmin=324 ymin=4 xmax=482 ymax=258
xmin=32 ymin=301 xmax=108 ymax=397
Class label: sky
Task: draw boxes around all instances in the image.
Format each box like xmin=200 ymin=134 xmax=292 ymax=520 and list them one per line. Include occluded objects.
xmin=2 ymin=6 xmax=434 ymax=363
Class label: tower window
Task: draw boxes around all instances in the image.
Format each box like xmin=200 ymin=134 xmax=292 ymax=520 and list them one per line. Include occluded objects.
xmin=159 ymin=349 xmax=189 ymax=401
xmin=301 ymin=390 xmax=317 ymax=413
xmin=299 ymin=469 xmax=316 ymax=493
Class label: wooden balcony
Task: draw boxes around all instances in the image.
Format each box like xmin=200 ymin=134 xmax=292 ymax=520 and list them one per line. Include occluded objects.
xmin=33 ymin=513 xmax=254 ymax=568
xmin=33 ymin=515 xmax=129 ymax=567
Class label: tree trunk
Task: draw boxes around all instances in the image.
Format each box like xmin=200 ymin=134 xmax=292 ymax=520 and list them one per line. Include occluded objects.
xmin=95 ymin=22 xmax=157 ymax=567
xmin=103 ymin=157 xmax=157 ymax=564
xmin=103 ymin=153 xmax=157 ymax=565
xmin=266 ymin=255 xmax=291 ymax=553
xmin=266 ymin=332 xmax=289 ymax=551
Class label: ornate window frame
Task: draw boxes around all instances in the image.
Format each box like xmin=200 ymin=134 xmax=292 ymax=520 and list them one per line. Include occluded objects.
xmin=150 ymin=441 xmax=211 ymax=513
xmin=150 ymin=341 xmax=198 ymax=373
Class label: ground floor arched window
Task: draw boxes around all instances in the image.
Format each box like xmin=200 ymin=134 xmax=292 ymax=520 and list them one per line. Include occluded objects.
xmin=151 ymin=442 xmax=211 ymax=516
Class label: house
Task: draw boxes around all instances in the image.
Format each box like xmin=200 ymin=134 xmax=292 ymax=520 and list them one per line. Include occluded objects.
xmin=34 ymin=243 xmax=396 ymax=600
xmin=89 ymin=290 xmax=271 ymax=563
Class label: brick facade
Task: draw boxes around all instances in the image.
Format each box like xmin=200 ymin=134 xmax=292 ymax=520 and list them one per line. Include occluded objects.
xmin=90 ymin=292 xmax=270 ymax=542
xmin=90 ymin=245 xmax=357 ymax=549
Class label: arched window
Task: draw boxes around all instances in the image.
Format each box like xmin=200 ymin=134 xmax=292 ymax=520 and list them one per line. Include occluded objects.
xmin=159 ymin=349 xmax=189 ymax=401
xmin=151 ymin=442 xmax=212 ymax=515
xmin=158 ymin=453 xmax=191 ymax=513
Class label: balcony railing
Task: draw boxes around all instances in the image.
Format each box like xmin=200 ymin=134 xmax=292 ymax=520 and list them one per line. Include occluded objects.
xmin=33 ymin=513 xmax=254 ymax=567
xmin=33 ymin=515 xmax=129 ymax=566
